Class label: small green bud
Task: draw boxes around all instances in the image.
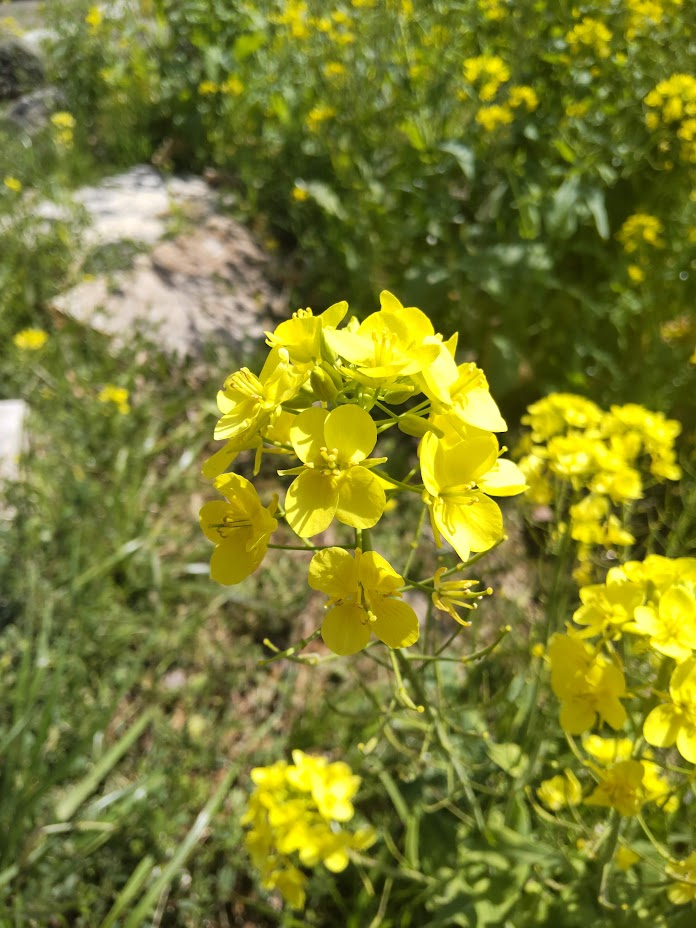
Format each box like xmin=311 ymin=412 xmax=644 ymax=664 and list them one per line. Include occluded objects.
xmin=310 ymin=368 xmax=338 ymax=403
xmin=398 ymin=414 xmax=434 ymax=438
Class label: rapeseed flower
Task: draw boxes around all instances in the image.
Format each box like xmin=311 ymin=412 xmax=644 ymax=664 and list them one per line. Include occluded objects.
xmin=548 ymin=634 xmax=627 ymax=734
xmin=585 ymin=760 xmax=645 ymax=816
xmin=643 ymin=657 xmax=696 ymax=762
xmin=281 ymin=405 xmax=387 ymax=537
xmin=431 ymin=568 xmax=491 ymax=625
xmin=3 ymin=176 xmax=22 ymax=193
xmin=631 ymin=586 xmax=696 ymax=661
xmin=475 ymin=104 xmax=514 ymax=132
xmin=309 ymin=547 xmax=419 ymax=655
xmin=13 ymin=328 xmax=47 ymax=350
xmin=536 ymin=770 xmax=583 ymax=810
xmin=265 ymin=302 xmax=348 ymax=369
xmin=565 ymin=18 xmax=612 ymax=58
xmin=667 ymin=852 xmax=696 ymax=904
xmin=572 ymin=568 xmax=643 ymax=638
xmin=419 ymin=430 xmax=526 ymax=563
xmin=199 ymin=473 xmax=278 ymax=584
xmin=97 ymin=384 xmax=130 ymax=414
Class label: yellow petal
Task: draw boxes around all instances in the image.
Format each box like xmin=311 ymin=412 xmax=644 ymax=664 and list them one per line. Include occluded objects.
xmin=436 ymin=493 xmax=503 ymax=559
xmin=210 ymin=538 xmax=263 ymax=584
xmin=335 ymin=467 xmax=385 ymax=529
xmin=643 ymin=704 xmax=681 ymax=748
xmin=371 ymin=598 xmax=420 ymax=649
xmin=359 ymin=550 xmax=403 ymax=594
xmin=560 ymin=697 xmax=596 ymax=735
xmin=199 ymin=500 xmax=233 ymax=543
xmin=325 ymin=404 xmax=376 ymax=463
xmin=478 ymin=458 xmax=529 ymax=497
xmin=457 ymin=386 xmax=507 ymax=431
xmin=676 ymin=725 xmax=696 ymax=764
xmin=285 ymin=470 xmax=339 ymax=537
xmin=290 ymin=406 xmax=329 ymax=463
xmin=308 ymin=547 xmax=359 ymax=597
xmin=322 ymin=603 xmax=372 ymax=655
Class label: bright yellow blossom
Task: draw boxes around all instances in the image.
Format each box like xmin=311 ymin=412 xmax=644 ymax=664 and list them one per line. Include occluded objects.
xmin=13 ymin=328 xmax=47 ymax=350
xmin=265 ymin=302 xmax=348 ymax=369
xmin=97 ymin=384 xmax=130 ymax=414
xmin=476 ymin=104 xmax=514 ymax=132
xmin=644 ymin=658 xmax=696 ymax=763
xmin=309 ymin=547 xmax=419 ymax=655
xmin=199 ymin=473 xmax=278 ymax=585
xmin=3 ymin=176 xmax=22 ymax=193
xmin=565 ymin=18 xmax=612 ymax=58
xmin=572 ymin=567 xmax=644 ymax=638
xmin=537 ymin=770 xmax=583 ymax=810
xmin=667 ymin=852 xmax=696 ymax=904
xmin=282 ymin=405 xmax=387 ymax=537
xmin=631 ymin=586 xmax=696 ymax=661
xmin=548 ymin=634 xmax=627 ymax=734
xmin=508 ymin=85 xmax=539 ymax=112
xmin=85 ymin=6 xmax=103 ymax=30
xmin=585 ymin=760 xmax=645 ymax=816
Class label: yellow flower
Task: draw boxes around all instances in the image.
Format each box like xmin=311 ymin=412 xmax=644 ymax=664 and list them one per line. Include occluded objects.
xmin=199 ymin=473 xmax=278 ymax=585
xmin=631 ymin=586 xmax=696 ymax=661
xmin=419 ymin=431 xmax=526 ymax=562
xmin=265 ymin=302 xmax=348 ymax=368
xmin=306 ymin=105 xmax=336 ymax=132
xmin=220 ymin=75 xmax=244 ymax=96
xmin=97 ymin=384 xmax=130 ymax=414
xmin=644 ymin=658 xmax=696 ymax=762
xmin=214 ymin=348 xmax=305 ymax=445
xmin=13 ymin=328 xmax=47 ymax=350
xmin=3 ymin=175 xmax=22 ymax=193
xmin=323 ymin=61 xmax=346 ymax=78
xmin=615 ymin=846 xmax=640 ymax=871
xmin=243 ymin=751 xmax=375 ymax=908
xmin=324 ymin=290 xmax=442 ymax=390
xmin=431 ymin=568 xmax=491 ymax=625
xmin=667 ymin=852 xmax=696 ymax=904
xmin=548 ymin=634 xmax=627 ymax=734
xmin=627 ymin=263 xmax=645 ymax=283
xmin=463 ymin=55 xmax=510 ymax=99
xmin=508 ymin=85 xmax=539 ymax=112
xmin=85 ymin=5 xmax=103 ymax=30
xmin=617 ymin=213 xmax=665 ymax=252
xmin=309 ymin=547 xmax=419 ymax=655
xmin=582 ymin=734 xmax=633 ymax=764
xmin=281 ymin=405 xmax=387 ymax=537
xmin=572 ymin=567 xmax=644 ymax=638
xmin=198 ymin=80 xmax=218 ymax=95
xmin=585 ymin=760 xmax=645 ymax=815
xmin=565 ymin=18 xmax=612 ymax=58
xmin=50 ymin=111 xmax=76 ymax=146
xmin=475 ymin=104 xmax=514 ymax=132
xmin=429 ymin=361 xmax=508 ymax=433
xmin=537 ymin=770 xmax=583 ymax=810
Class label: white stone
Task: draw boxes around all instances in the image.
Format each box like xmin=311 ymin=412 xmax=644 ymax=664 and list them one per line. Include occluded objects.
xmin=0 ymin=399 xmax=28 ymax=483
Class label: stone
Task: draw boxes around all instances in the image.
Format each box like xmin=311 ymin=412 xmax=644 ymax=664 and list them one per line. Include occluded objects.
xmin=6 ymin=85 xmax=65 ymax=133
xmin=0 ymin=399 xmax=28 ymax=484
xmin=51 ymin=167 xmax=286 ymax=355
xmin=0 ymin=37 xmax=44 ymax=101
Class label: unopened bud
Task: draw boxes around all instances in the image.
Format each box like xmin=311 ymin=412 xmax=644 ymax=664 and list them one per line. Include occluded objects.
xmin=310 ymin=368 xmax=338 ymax=403
xmin=398 ymin=413 xmax=433 ymax=438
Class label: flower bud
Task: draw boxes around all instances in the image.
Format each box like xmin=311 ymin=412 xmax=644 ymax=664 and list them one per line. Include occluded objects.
xmin=310 ymin=367 xmax=338 ymax=403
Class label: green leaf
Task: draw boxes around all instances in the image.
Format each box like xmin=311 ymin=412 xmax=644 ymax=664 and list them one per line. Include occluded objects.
xmin=486 ymin=741 xmax=526 ymax=776
xmin=233 ymin=32 xmax=265 ymax=60
xmin=440 ymin=141 xmax=476 ymax=180
xmin=586 ymin=187 xmax=609 ymax=239
xmin=303 ymin=181 xmax=347 ymax=219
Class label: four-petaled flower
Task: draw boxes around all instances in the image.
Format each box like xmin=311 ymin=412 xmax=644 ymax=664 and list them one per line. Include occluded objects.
xmin=309 ymin=547 xmax=420 ymax=655
xmin=199 ymin=473 xmax=278 ymax=584
xmin=282 ymin=405 xmax=387 ymax=537
xmin=548 ymin=634 xmax=627 ymax=734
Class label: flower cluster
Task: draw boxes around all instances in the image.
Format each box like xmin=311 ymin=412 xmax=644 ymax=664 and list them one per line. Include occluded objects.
xmin=97 ymin=384 xmax=130 ymax=415
xmin=644 ymin=73 xmax=696 ymax=164
xmin=200 ymin=292 xmax=524 ymax=655
xmin=50 ymin=111 xmax=76 ymax=148
xmin=565 ymin=18 xmax=612 ymax=59
xmin=540 ymin=554 xmax=696 ymax=899
xmin=517 ymin=392 xmax=681 ymax=571
xmin=242 ymin=751 xmax=376 ymax=908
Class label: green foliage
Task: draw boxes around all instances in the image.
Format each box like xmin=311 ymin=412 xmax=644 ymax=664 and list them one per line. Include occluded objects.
xmin=47 ymin=0 xmax=696 ymax=409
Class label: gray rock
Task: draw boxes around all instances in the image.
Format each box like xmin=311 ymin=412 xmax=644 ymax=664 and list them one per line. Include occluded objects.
xmin=0 ymin=38 xmax=44 ymax=101
xmin=0 ymin=399 xmax=28 ymax=484
xmin=5 ymin=85 xmax=65 ymax=133
xmin=51 ymin=167 xmax=286 ymax=355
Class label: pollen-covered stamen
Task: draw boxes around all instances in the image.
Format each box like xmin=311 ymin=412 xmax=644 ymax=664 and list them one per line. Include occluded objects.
xmin=455 ymin=364 xmax=486 ymax=394
xmin=293 ymin=307 xmax=313 ymax=319
xmin=211 ymin=515 xmax=253 ymax=539
xmin=319 ymin=445 xmax=342 ymax=476
xmin=225 ymin=368 xmax=264 ymax=400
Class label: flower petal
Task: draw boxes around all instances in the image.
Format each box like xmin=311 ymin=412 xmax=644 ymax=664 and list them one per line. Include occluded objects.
xmin=644 ymin=704 xmax=681 ymax=748
xmin=435 ymin=493 xmax=503 ymax=560
xmin=335 ymin=467 xmax=386 ymax=529
xmin=371 ymin=598 xmax=420 ymax=649
xmin=478 ymin=458 xmax=529 ymax=497
xmin=325 ymin=405 xmax=377 ymax=463
xmin=308 ymin=547 xmax=359 ymax=597
xmin=676 ymin=724 xmax=696 ymax=764
xmin=210 ymin=538 xmax=262 ymax=584
xmin=290 ymin=407 xmax=329 ymax=463
xmin=322 ymin=603 xmax=372 ymax=655
xmin=285 ymin=470 xmax=339 ymax=537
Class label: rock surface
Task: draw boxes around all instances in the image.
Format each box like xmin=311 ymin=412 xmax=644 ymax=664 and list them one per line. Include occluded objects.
xmin=52 ymin=166 xmax=287 ymax=355
xmin=0 ymin=399 xmax=28 ymax=484
xmin=0 ymin=37 xmax=44 ymax=100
